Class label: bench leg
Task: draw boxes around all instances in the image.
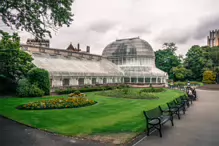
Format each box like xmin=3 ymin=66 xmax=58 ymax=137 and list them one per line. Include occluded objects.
xmin=186 ymin=101 xmax=190 ymax=107
xmin=177 ymin=111 xmax=181 ymax=119
xmin=159 ymin=125 xmax=162 ymax=137
xmin=147 ymin=128 xmax=150 ymax=136
xmin=171 ymin=117 xmax=174 ymax=126
xmin=183 ymin=106 xmax=186 ymax=114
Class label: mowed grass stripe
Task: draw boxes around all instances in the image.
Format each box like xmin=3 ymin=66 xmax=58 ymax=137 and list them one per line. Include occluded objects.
xmin=0 ymin=89 xmax=183 ymax=136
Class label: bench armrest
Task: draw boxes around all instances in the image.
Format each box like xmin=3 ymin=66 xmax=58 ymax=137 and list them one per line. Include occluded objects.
xmin=148 ymin=117 xmax=161 ymax=123
xmin=162 ymin=109 xmax=171 ymax=113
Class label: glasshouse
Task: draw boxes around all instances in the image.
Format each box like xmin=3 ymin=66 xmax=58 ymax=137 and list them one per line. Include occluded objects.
xmin=21 ymin=37 xmax=168 ymax=88
xmin=102 ymin=37 xmax=168 ymax=84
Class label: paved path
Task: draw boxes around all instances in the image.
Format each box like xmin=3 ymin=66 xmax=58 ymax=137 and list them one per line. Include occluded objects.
xmin=0 ymin=117 xmax=109 ymax=146
xmin=135 ymin=89 xmax=219 ymax=146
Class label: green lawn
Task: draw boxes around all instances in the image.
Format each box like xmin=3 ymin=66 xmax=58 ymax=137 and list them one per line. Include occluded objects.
xmin=0 ymin=89 xmax=184 ymax=143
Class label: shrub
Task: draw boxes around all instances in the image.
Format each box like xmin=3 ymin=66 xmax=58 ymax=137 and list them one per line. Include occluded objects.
xmin=202 ymin=70 xmax=216 ymax=84
xmin=17 ymin=79 xmax=44 ymax=97
xmin=190 ymin=81 xmax=202 ymax=86
xmin=28 ymin=68 xmax=50 ymax=95
xmin=55 ymin=84 xmax=128 ymax=95
xmin=74 ymin=90 xmax=81 ymax=95
xmin=16 ymin=79 xmax=30 ymax=97
xmin=0 ymin=75 xmax=17 ymax=94
xmin=121 ymin=88 xmax=129 ymax=94
xmin=28 ymin=84 xmax=45 ymax=97
xmin=99 ymin=88 xmax=159 ymax=99
xmin=17 ymin=97 xmax=97 ymax=110
xmin=173 ymin=82 xmax=186 ymax=87
xmin=139 ymin=88 xmax=165 ymax=93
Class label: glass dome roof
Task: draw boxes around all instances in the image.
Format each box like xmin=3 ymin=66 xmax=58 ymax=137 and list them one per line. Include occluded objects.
xmin=102 ymin=37 xmax=155 ymax=59
xmin=102 ymin=37 xmax=168 ymax=77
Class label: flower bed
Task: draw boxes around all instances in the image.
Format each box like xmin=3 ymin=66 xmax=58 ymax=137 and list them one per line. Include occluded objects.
xmin=17 ymin=97 xmax=97 ymax=110
xmin=69 ymin=93 xmax=86 ymax=98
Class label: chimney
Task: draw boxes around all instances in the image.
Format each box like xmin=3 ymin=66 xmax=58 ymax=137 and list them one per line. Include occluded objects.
xmin=86 ymin=46 xmax=90 ymax=53
xmin=77 ymin=43 xmax=80 ymax=51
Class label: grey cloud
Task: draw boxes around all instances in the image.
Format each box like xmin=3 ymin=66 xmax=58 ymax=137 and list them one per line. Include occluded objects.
xmin=193 ymin=15 xmax=219 ymax=40
xmin=128 ymin=27 xmax=151 ymax=34
xmin=89 ymin=20 xmax=117 ymax=33
xmin=155 ymin=29 xmax=192 ymax=44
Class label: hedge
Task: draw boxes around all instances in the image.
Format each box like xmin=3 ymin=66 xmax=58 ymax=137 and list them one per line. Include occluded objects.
xmin=28 ymin=68 xmax=50 ymax=95
xmin=55 ymin=84 xmax=129 ymax=95
xmin=139 ymin=88 xmax=165 ymax=93
xmin=16 ymin=79 xmax=44 ymax=97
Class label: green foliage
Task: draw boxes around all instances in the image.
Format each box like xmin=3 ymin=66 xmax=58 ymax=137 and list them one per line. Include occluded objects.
xmin=55 ymin=84 xmax=128 ymax=95
xmin=99 ymin=88 xmax=159 ymax=99
xmin=155 ymin=43 xmax=181 ymax=79
xmin=174 ymin=82 xmax=186 ymax=87
xmin=17 ymin=79 xmax=44 ymax=97
xmin=0 ymin=0 xmax=74 ymax=38
xmin=170 ymin=81 xmax=203 ymax=87
xmin=0 ymin=75 xmax=17 ymax=94
xmin=205 ymin=46 xmax=219 ymax=67
xmin=139 ymin=88 xmax=165 ymax=93
xmin=74 ymin=90 xmax=81 ymax=95
xmin=170 ymin=66 xmax=192 ymax=81
xmin=0 ymin=32 xmax=34 ymax=93
xmin=28 ymin=68 xmax=50 ymax=95
xmin=184 ymin=45 xmax=213 ymax=81
xmin=17 ymin=97 xmax=97 ymax=110
xmin=121 ymin=88 xmax=129 ymax=94
xmin=202 ymin=70 xmax=216 ymax=84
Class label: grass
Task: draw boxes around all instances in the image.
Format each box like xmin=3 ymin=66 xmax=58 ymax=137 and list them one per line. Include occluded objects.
xmin=0 ymin=89 xmax=184 ymax=144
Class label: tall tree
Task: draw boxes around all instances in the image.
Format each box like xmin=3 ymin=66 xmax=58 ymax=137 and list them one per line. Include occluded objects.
xmin=155 ymin=43 xmax=181 ymax=79
xmin=184 ymin=45 xmax=212 ymax=81
xmin=0 ymin=0 xmax=74 ymax=38
xmin=170 ymin=66 xmax=192 ymax=81
xmin=0 ymin=32 xmax=34 ymax=93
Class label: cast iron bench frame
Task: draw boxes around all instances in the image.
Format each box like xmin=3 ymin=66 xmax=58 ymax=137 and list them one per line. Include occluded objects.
xmin=167 ymin=100 xmax=185 ymax=119
xmin=143 ymin=106 xmax=174 ymax=137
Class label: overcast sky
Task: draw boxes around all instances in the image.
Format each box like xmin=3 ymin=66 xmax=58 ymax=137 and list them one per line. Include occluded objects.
xmin=2 ymin=0 xmax=219 ymax=56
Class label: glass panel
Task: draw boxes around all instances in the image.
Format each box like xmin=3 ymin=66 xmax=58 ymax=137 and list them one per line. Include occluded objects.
xmin=138 ymin=78 xmax=144 ymax=83
xmin=131 ymin=78 xmax=137 ymax=83
xmin=145 ymin=78 xmax=150 ymax=83
xmin=63 ymin=78 xmax=70 ymax=86
xmin=78 ymin=78 xmax=84 ymax=85
xmin=124 ymin=77 xmax=130 ymax=83
xmin=92 ymin=78 xmax=96 ymax=84
xmin=158 ymin=78 xmax=161 ymax=83
xmin=103 ymin=78 xmax=107 ymax=84
xmin=152 ymin=78 xmax=156 ymax=83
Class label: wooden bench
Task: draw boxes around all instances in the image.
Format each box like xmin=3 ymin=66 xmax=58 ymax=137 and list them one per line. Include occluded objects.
xmin=143 ymin=106 xmax=174 ymax=137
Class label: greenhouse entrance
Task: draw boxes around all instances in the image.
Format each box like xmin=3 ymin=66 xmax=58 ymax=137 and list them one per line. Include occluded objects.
xmin=92 ymin=78 xmax=96 ymax=85
xmin=78 ymin=78 xmax=84 ymax=86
